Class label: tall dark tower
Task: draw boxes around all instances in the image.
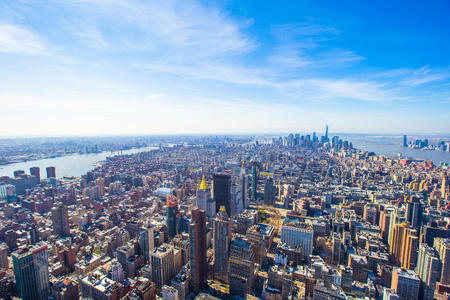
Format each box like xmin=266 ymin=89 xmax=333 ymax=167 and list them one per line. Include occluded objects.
xmin=264 ymin=178 xmax=275 ymax=206
xmin=403 ymin=135 xmax=408 ymax=147
xmin=51 ymin=203 xmax=70 ymax=237
xmin=406 ymin=197 xmax=422 ymax=228
xmin=166 ymin=195 xmax=179 ymax=239
xmin=325 ymin=124 xmax=329 ymax=141
xmin=189 ymin=208 xmax=207 ymax=293
xmin=213 ymin=173 xmax=231 ymax=216
xmin=46 ymin=166 xmax=56 ymax=179
xmin=30 ymin=223 xmax=40 ymax=245
xmin=30 ymin=167 xmax=40 ymax=183
xmin=213 ymin=206 xmax=231 ymax=282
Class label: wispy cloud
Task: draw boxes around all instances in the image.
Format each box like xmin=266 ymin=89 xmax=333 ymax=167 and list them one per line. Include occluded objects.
xmin=146 ymin=61 xmax=271 ymax=86
xmin=57 ymin=0 xmax=255 ymax=59
xmin=317 ymin=49 xmax=365 ymax=65
xmin=268 ymin=47 xmax=312 ymax=68
xmin=403 ymin=66 xmax=450 ymax=85
xmin=0 ymin=0 xmax=449 ymax=134
xmin=303 ymin=78 xmax=407 ymax=102
xmin=272 ymin=77 xmax=410 ymax=103
xmin=373 ymin=66 xmax=450 ymax=86
xmin=271 ymin=23 xmax=339 ymax=46
xmin=266 ymin=22 xmax=364 ymax=74
xmin=0 ymin=23 xmax=46 ymax=55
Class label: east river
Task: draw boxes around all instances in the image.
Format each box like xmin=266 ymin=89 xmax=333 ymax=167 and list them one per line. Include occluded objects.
xmin=340 ymin=134 xmax=450 ymax=165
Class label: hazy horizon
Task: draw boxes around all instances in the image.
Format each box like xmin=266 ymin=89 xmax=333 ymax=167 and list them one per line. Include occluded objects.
xmin=1 ymin=131 xmax=450 ymax=140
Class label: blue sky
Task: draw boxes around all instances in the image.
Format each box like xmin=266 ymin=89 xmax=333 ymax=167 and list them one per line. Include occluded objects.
xmin=0 ymin=0 xmax=449 ymax=136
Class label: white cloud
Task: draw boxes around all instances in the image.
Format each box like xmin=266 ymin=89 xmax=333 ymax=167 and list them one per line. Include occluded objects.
xmin=318 ymin=49 xmax=365 ymax=65
xmin=279 ymin=78 xmax=409 ymax=102
xmin=0 ymin=23 xmax=46 ymax=55
xmin=146 ymin=61 xmax=272 ymax=86
xmin=271 ymin=23 xmax=339 ymax=44
xmin=268 ymin=47 xmax=312 ymax=68
xmin=403 ymin=66 xmax=450 ymax=85
xmin=59 ymin=0 xmax=255 ymax=59
xmin=1 ymin=1 xmax=449 ymax=135
xmin=405 ymin=73 xmax=450 ymax=85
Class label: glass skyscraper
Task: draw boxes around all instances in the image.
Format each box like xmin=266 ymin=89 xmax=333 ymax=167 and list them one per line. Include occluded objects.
xmin=12 ymin=243 xmax=50 ymax=300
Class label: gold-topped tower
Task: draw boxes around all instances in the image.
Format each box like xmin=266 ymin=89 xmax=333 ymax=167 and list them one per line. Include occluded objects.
xmin=199 ymin=175 xmax=208 ymax=190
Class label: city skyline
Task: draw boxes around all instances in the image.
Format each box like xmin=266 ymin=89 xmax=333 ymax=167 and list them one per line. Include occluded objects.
xmin=0 ymin=131 xmax=449 ymax=299
xmin=1 ymin=0 xmax=450 ymax=136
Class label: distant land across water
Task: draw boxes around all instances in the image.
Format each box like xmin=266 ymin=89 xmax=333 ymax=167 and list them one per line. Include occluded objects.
xmin=0 ymin=146 xmax=157 ymax=179
xmin=339 ymin=134 xmax=450 ymax=165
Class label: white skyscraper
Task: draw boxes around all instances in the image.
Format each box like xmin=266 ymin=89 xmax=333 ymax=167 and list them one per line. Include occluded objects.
xmin=239 ymin=167 xmax=248 ymax=209
xmin=281 ymin=221 xmax=313 ymax=256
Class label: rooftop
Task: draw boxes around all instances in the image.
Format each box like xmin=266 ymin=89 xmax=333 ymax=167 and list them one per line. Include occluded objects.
xmin=395 ymin=268 xmax=419 ymax=280
xmin=231 ymin=236 xmax=251 ymax=249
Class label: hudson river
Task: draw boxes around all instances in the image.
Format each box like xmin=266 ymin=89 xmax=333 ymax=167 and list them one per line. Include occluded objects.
xmin=0 ymin=146 xmax=157 ymax=178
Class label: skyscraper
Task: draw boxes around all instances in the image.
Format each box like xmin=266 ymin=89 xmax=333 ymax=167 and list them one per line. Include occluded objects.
xmin=441 ymin=176 xmax=449 ymax=200
xmin=166 ymin=195 xmax=179 ymax=239
xmin=230 ymin=182 xmax=243 ymax=217
xmin=239 ymin=167 xmax=248 ymax=209
xmin=151 ymin=244 xmax=175 ymax=293
xmin=189 ymin=208 xmax=207 ymax=293
xmin=51 ymin=203 xmax=70 ymax=237
xmin=380 ymin=207 xmax=394 ymax=244
xmin=139 ymin=225 xmax=155 ymax=263
xmin=403 ymin=135 xmax=408 ymax=147
xmin=281 ymin=220 xmax=313 ymax=256
xmin=325 ymin=124 xmax=329 ymax=141
xmin=30 ymin=167 xmax=40 ymax=183
xmin=332 ymin=233 xmax=342 ymax=266
xmin=30 ymin=223 xmax=40 ymax=245
xmin=213 ymin=173 xmax=231 ymax=216
xmin=434 ymin=238 xmax=450 ymax=286
xmin=406 ymin=198 xmax=422 ymax=228
xmin=213 ymin=206 xmax=231 ymax=282
xmin=391 ymin=267 xmax=420 ymax=300
xmin=390 ymin=223 xmax=418 ymax=270
xmin=196 ymin=175 xmax=210 ymax=212
xmin=12 ymin=243 xmax=50 ymax=300
xmin=415 ymin=243 xmax=442 ymax=300
xmin=206 ymin=196 xmax=216 ymax=219
xmin=251 ymin=164 xmax=257 ymax=202
xmin=0 ymin=243 xmax=8 ymax=269
xmin=46 ymin=166 xmax=56 ymax=178
xmin=264 ymin=178 xmax=275 ymax=206
xmin=228 ymin=236 xmax=255 ymax=298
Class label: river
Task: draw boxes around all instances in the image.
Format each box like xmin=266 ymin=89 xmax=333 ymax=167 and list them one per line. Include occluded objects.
xmin=339 ymin=134 xmax=450 ymax=165
xmin=0 ymin=146 xmax=157 ymax=178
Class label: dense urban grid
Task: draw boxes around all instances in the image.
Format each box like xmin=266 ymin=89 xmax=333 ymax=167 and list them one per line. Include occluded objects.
xmin=0 ymin=129 xmax=449 ymax=300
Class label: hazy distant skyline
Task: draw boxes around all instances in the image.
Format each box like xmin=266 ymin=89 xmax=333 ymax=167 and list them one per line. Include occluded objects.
xmin=1 ymin=0 xmax=449 ymax=136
